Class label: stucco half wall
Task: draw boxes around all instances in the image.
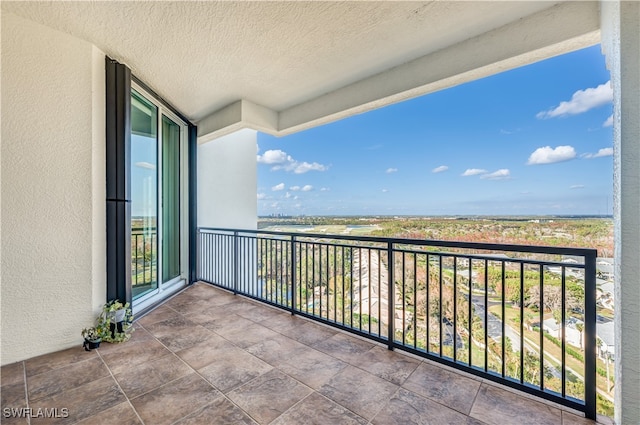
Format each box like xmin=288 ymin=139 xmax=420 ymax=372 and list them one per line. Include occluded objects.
xmin=1 ymin=12 xmax=106 ymax=365
xmin=197 ymin=129 xmax=258 ymax=230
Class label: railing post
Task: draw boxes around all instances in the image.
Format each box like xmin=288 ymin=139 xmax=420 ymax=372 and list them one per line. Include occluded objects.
xmin=387 ymin=241 xmax=394 ymax=351
xmin=233 ymin=231 xmax=238 ymax=295
xmin=195 ymin=228 xmax=200 ymax=281
xmin=291 ymin=235 xmax=297 ymax=315
xmin=584 ymin=250 xmax=597 ymax=420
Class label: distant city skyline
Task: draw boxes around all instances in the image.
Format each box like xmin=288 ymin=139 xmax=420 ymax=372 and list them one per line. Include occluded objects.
xmin=257 ymin=45 xmax=613 ymax=217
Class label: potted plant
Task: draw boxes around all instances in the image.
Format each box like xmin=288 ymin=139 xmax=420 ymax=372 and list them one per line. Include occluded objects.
xmin=81 ymin=327 xmax=102 ymax=351
xmin=98 ymin=300 xmax=134 ymax=343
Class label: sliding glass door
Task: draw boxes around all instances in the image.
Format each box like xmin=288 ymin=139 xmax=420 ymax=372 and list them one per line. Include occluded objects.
xmin=131 ymin=85 xmax=188 ymax=307
xmin=162 ymin=115 xmax=181 ymax=283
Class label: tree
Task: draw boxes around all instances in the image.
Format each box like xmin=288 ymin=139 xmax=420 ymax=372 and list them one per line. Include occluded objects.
xmin=575 ymin=322 xmax=584 ymax=350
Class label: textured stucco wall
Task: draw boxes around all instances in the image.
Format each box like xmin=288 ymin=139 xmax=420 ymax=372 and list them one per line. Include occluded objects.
xmin=1 ymin=12 xmax=106 ymax=365
xmin=602 ymin=1 xmax=640 ymax=423
xmin=197 ymin=129 xmax=257 ymax=230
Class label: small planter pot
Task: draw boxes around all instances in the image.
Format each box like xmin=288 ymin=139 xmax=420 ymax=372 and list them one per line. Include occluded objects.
xmin=83 ymin=338 xmax=101 ymax=351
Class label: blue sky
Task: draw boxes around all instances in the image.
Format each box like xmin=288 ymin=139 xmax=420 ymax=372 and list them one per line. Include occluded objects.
xmin=257 ymin=45 xmax=613 ymax=217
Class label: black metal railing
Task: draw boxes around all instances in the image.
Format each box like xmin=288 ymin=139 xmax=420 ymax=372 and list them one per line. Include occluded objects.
xmin=197 ymin=227 xmax=598 ymax=419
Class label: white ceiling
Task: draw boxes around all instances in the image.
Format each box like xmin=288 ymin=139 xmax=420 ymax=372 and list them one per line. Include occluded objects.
xmin=2 ymin=1 xmax=600 ymax=140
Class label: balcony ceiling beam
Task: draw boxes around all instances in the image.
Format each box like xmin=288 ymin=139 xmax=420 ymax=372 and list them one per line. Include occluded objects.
xmin=197 ymin=1 xmax=599 ymax=143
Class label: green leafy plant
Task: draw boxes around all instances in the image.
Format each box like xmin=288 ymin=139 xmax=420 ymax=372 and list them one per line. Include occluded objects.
xmin=81 ymin=326 xmax=101 ymax=342
xmin=96 ymin=300 xmax=134 ymax=343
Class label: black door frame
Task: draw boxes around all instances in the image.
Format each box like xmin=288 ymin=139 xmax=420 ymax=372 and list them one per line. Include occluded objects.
xmin=105 ymin=56 xmax=197 ymax=305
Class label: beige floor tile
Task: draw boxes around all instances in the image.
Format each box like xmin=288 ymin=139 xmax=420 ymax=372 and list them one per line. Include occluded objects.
xmin=313 ymin=332 xmax=375 ymax=364
xmin=272 ymin=392 xmax=367 ymax=425
xmin=259 ymin=311 xmax=308 ymax=333
xmin=27 ymin=357 xmax=109 ymax=401
xmin=245 ymin=333 xmax=308 ymax=366
xmin=228 ymin=369 xmax=312 ymax=424
xmin=174 ymin=397 xmax=258 ymax=425
xmin=1 ymin=382 xmax=27 ymax=413
xmin=357 ymin=346 xmax=421 ymax=385
xmin=198 ymin=345 xmax=272 ymax=393
xmin=99 ymin=337 xmax=173 ymax=375
xmin=319 ymin=365 xmax=399 ymax=421
xmin=372 ymin=388 xmax=486 ymax=425
xmin=29 ymin=376 xmax=125 ymax=425
xmin=142 ymin=315 xmax=199 ymax=338
xmin=236 ymin=304 xmax=288 ymax=323
xmin=156 ymin=324 xmax=216 ymax=352
xmin=204 ymin=314 xmax=256 ymax=337
xmin=136 ymin=305 xmax=182 ymax=327
xmin=562 ymin=411 xmax=597 ymax=425
xmin=75 ymin=402 xmax=142 ymax=425
xmin=114 ymin=353 xmax=191 ymax=399
xmin=175 ymin=333 xmax=234 ymax=369
xmin=469 ymin=383 xmax=562 ymax=425
xmin=277 ymin=346 xmax=348 ymax=390
xmin=219 ymin=322 xmax=280 ymax=349
xmin=279 ymin=321 xmax=338 ymax=346
xmin=130 ymin=373 xmax=221 ymax=425
xmin=402 ymin=361 xmax=481 ymax=415
xmin=24 ymin=347 xmax=98 ymax=377
xmin=1 ymin=362 xmax=25 ymax=386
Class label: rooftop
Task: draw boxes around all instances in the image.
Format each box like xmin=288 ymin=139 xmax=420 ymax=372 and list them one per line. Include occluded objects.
xmin=1 ymin=283 xmax=609 ymax=425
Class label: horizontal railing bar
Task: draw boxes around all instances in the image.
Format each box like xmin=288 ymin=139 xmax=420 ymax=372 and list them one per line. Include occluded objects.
xmin=198 ymin=227 xmax=597 ymax=257
xmin=392 ymin=249 xmax=588 ymax=268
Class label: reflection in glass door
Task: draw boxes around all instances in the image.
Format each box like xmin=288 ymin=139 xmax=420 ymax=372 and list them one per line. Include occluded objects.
xmin=131 ymin=90 xmax=158 ymax=300
xmin=162 ymin=115 xmax=181 ymax=284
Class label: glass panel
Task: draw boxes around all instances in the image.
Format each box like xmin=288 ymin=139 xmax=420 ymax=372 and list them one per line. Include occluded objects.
xmin=131 ymin=90 xmax=158 ymax=300
xmin=162 ymin=115 xmax=181 ymax=282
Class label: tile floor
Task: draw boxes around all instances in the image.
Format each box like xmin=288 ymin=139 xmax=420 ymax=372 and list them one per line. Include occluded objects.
xmin=1 ymin=283 xmax=611 ymax=425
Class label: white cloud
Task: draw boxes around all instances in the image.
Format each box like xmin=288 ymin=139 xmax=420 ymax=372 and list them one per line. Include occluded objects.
xmin=257 ymin=149 xmax=328 ymax=174
xmin=301 ymin=185 xmax=313 ymax=192
xmin=271 ymin=183 xmax=285 ymax=191
xmin=527 ymin=145 xmax=576 ymax=165
xmin=320 ymin=187 xmax=330 ymax=191
xmin=257 ymin=193 xmax=267 ymax=200
xmin=582 ymin=147 xmax=613 ymax=159
xmin=135 ymin=161 xmax=156 ymax=170
xmin=461 ymin=168 xmax=487 ymax=177
xmin=603 ymin=114 xmax=613 ymax=127
xmin=381 ymin=189 xmax=389 ymax=193
xmin=290 ymin=162 xmax=328 ymax=174
xmin=432 ymin=165 xmax=449 ymax=173
xmin=480 ymin=169 xmax=511 ymax=180
xmin=570 ymin=185 xmax=585 ymax=190
xmin=284 ymin=192 xmax=292 ymax=198
xmin=386 ymin=168 xmax=398 ymax=174
xmin=290 ymin=186 xmax=300 ymax=191
xmin=536 ymin=81 xmax=612 ymax=119
xmin=257 ymin=149 xmax=289 ymax=165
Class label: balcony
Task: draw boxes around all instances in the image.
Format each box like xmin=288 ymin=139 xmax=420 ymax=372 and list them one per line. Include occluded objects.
xmin=1 ymin=282 xmax=610 ymax=425
xmin=198 ymin=227 xmax=612 ymax=419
